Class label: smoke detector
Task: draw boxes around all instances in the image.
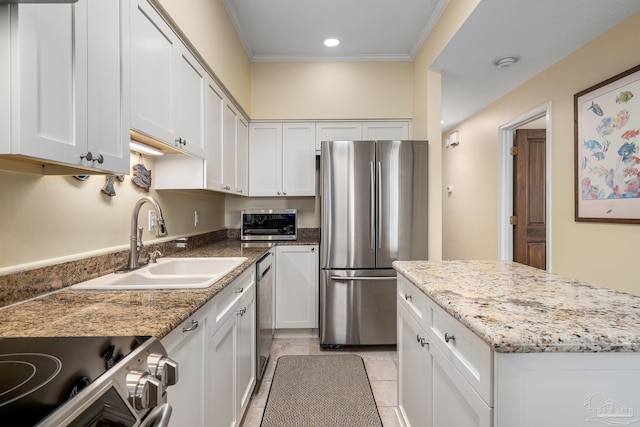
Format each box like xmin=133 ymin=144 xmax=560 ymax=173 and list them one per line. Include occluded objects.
xmin=493 ymin=56 xmax=520 ymax=69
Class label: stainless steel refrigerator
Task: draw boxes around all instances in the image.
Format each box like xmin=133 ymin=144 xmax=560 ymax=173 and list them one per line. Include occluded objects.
xmin=320 ymin=140 xmax=428 ymax=346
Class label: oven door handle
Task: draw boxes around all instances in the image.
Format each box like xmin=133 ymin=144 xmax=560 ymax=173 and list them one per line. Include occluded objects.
xmin=140 ymin=403 xmax=172 ymax=427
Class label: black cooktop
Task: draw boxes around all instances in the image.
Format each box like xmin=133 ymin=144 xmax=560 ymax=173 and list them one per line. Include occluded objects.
xmin=0 ymin=336 xmax=148 ymax=427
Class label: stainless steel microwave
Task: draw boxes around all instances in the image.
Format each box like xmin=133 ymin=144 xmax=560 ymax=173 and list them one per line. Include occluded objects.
xmin=241 ymin=209 xmax=297 ymax=241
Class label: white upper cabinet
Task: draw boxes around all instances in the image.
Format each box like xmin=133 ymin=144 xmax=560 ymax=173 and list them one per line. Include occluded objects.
xmin=248 ymin=123 xmax=281 ymax=196
xmin=315 ymin=121 xmax=411 ymax=151
xmin=174 ymin=45 xmax=206 ymax=158
xmin=223 ymin=103 xmax=239 ymax=191
xmin=0 ymin=0 xmax=129 ymax=174
xmin=130 ymin=0 xmax=205 ymax=158
xmin=236 ymin=117 xmax=249 ymax=195
xmin=362 ymin=121 xmax=410 ymax=140
xmin=205 ymin=76 xmax=225 ymax=191
xmin=249 ymin=122 xmax=316 ymax=197
xmin=315 ymin=122 xmax=363 ymax=151
xmin=130 ymin=0 xmax=176 ymax=145
xmin=282 ymin=123 xmax=316 ymax=196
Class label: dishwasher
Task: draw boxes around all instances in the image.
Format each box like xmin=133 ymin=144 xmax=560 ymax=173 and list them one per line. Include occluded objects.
xmin=256 ymin=249 xmax=274 ymax=384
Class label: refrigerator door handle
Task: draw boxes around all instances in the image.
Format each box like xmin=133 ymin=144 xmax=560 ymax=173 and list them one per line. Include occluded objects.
xmin=377 ymin=161 xmax=382 ymax=250
xmin=370 ymin=161 xmax=375 ymax=250
xmin=330 ymin=276 xmax=395 ymax=281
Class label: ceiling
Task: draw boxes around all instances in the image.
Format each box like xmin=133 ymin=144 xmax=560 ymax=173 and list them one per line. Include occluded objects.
xmin=223 ymin=0 xmax=640 ymax=131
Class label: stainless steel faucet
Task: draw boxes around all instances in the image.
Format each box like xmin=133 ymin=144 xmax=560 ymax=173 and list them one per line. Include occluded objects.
xmin=125 ymin=196 xmax=168 ymax=271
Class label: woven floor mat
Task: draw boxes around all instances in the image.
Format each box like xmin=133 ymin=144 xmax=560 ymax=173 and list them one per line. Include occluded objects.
xmin=261 ymin=354 xmax=382 ymax=427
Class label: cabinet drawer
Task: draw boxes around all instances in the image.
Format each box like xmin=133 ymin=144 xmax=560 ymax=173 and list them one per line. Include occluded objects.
xmin=162 ymin=299 xmax=211 ymax=353
xmin=428 ymin=301 xmax=493 ymax=406
xmin=212 ymin=267 xmax=256 ymax=333
xmin=430 ymin=342 xmax=493 ymax=427
xmin=397 ymin=275 xmax=428 ymax=329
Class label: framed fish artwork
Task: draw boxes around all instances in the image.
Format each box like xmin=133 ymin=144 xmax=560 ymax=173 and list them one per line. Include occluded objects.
xmin=574 ymin=63 xmax=640 ymax=223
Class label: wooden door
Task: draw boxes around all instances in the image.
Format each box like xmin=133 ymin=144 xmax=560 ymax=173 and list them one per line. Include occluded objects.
xmin=513 ymin=129 xmax=546 ymax=269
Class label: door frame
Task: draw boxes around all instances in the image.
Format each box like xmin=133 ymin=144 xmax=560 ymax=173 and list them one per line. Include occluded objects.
xmin=497 ymin=102 xmax=552 ymax=270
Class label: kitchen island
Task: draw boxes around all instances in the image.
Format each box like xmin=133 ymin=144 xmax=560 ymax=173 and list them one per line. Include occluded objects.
xmin=394 ymin=260 xmax=640 ymax=427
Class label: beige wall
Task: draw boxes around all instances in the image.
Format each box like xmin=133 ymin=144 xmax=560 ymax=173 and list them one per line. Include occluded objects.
xmin=442 ymin=12 xmax=640 ymax=295
xmin=411 ymin=0 xmax=481 ymax=260
xmin=250 ymin=61 xmax=413 ymax=120
xmin=0 ymin=154 xmax=225 ymax=274
xmin=157 ymin=0 xmax=252 ymax=114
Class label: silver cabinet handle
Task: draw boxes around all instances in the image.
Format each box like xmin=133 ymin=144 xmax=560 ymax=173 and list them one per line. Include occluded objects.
xmin=310 ymin=247 xmax=315 ymax=252
xmin=181 ymin=319 xmax=198 ymax=332
xmin=404 ymin=293 xmax=412 ymax=301
xmin=234 ymin=287 xmax=244 ymax=294
xmin=416 ymin=335 xmax=429 ymax=347
xmin=81 ymin=152 xmax=104 ymax=164
xmin=236 ymin=307 xmax=247 ymax=316
xmin=445 ymin=333 xmax=455 ymax=343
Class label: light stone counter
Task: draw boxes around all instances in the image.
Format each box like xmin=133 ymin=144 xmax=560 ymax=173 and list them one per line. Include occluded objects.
xmin=393 ymin=260 xmax=640 ymax=353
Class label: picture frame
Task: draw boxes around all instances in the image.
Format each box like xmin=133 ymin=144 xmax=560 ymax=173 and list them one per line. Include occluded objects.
xmin=574 ymin=64 xmax=640 ymax=223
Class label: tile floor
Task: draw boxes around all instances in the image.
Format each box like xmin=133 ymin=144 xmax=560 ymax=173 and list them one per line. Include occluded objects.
xmin=240 ymin=331 xmax=401 ymax=427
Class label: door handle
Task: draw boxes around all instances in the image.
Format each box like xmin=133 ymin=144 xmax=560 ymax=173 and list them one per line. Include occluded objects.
xmin=330 ymin=276 xmax=395 ymax=281
xmin=260 ymin=265 xmax=272 ymax=279
xmin=377 ymin=161 xmax=382 ymax=250
xmin=370 ymin=161 xmax=375 ymax=250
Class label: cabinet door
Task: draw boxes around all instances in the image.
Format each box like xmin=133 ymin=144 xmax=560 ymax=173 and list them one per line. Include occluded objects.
xmin=236 ymin=117 xmax=249 ymax=196
xmin=175 ymin=45 xmax=206 ymax=157
xmin=248 ymin=122 xmax=281 ymax=196
xmin=282 ymin=123 xmax=316 ymax=196
xmin=13 ymin=2 xmax=87 ymax=163
xmin=397 ymin=303 xmax=430 ymax=427
xmin=430 ymin=343 xmax=492 ymax=427
xmin=205 ymin=77 xmax=225 ymax=191
xmin=209 ymin=312 xmax=236 ymax=427
xmin=86 ymin=0 xmax=129 ymax=174
xmin=236 ymin=288 xmax=256 ymax=421
xmin=362 ymin=121 xmax=410 ymax=140
xmin=315 ymin=122 xmax=363 ymax=151
xmin=164 ymin=314 xmax=207 ymax=427
xmin=222 ymin=103 xmax=238 ymax=192
xmin=130 ymin=0 xmax=177 ymax=144
xmin=275 ymin=245 xmax=319 ymax=329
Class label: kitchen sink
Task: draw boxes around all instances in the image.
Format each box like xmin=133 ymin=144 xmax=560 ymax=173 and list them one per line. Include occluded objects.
xmin=70 ymin=257 xmax=248 ymax=290
xmin=147 ymin=257 xmax=247 ymax=276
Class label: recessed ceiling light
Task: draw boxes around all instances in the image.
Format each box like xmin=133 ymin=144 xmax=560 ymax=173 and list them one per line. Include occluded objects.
xmin=323 ymin=38 xmax=340 ymax=47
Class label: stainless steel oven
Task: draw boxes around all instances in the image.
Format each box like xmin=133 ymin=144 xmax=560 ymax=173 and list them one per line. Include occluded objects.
xmin=0 ymin=336 xmax=178 ymax=427
xmin=241 ymin=209 xmax=297 ymax=241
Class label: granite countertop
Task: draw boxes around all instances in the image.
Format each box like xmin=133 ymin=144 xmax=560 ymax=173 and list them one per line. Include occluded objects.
xmin=393 ymin=260 xmax=640 ymax=353
xmin=0 ymin=238 xmax=318 ymax=339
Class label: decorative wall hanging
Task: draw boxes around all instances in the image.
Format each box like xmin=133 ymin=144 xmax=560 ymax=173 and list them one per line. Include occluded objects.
xmin=101 ymin=175 xmax=125 ymax=196
xmin=132 ymin=154 xmax=151 ymax=192
xmin=574 ymin=63 xmax=640 ymax=223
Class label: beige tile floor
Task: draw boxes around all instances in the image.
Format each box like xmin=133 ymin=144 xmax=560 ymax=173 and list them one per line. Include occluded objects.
xmin=240 ymin=331 xmax=401 ymax=427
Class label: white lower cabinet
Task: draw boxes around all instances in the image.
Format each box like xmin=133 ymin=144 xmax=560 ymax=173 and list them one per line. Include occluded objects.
xmin=397 ymin=303 xmax=429 ymax=427
xmin=275 ymin=245 xmax=319 ymax=329
xmin=209 ymin=267 xmax=256 ymax=427
xmin=162 ymin=266 xmax=256 ymax=427
xmin=162 ymin=302 xmax=211 ymax=427
xmin=397 ymin=274 xmax=492 ymax=427
xmin=397 ymin=273 xmax=640 ymax=427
